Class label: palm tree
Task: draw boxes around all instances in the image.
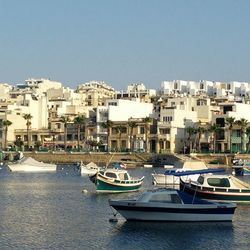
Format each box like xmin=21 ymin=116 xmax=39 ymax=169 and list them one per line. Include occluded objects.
xmin=245 ymin=126 xmax=250 ymax=153
xmin=115 ymin=125 xmax=127 ymax=151
xmin=23 ymin=113 xmax=33 ymax=150
xmin=209 ymin=124 xmax=221 ymax=153
xmin=128 ymin=120 xmax=137 ymax=151
xmin=101 ymin=120 xmax=113 ymax=152
xmin=2 ymin=120 xmax=12 ymax=150
xmin=195 ymin=125 xmax=206 ymax=153
xmin=143 ymin=117 xmax=152 ymax=153
xmin=60 ymin=116 xmax=71 ymax=151
xmin=74 ymin=115 xmax=86 ymax=151
xmin=235 ymin=118 xmax=248 ymax=153
xmin=225 ymin=117 xmax=236 ymax=153
xmin=246 ymin=127 xmax=250 ymax=153
xmin=185 ymin=126 xmax=196 ymax=153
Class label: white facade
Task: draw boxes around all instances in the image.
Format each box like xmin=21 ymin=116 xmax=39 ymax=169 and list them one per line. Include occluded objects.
xmin=107 ymin=99 xmax=153 ymax=121
xmin=0 ymin=83 xmax=12 ymax=101
xmin=3 ymin=93 xmax=49 ymax=142
xmin=126 ymin=83 xmax=156 ymax=97
xmin=161 ymin=80 xmax=188 ymax=95
xmin=23 ymin=78 xmax=62 ymax=94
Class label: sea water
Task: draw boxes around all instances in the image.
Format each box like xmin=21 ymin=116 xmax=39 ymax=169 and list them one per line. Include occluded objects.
xmin=0 ymin=165 xmax=249 ymax=250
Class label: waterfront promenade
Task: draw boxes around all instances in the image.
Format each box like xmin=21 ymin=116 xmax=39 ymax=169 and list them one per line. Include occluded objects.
xmin=1 ymin=151 xmax=243 ymax=168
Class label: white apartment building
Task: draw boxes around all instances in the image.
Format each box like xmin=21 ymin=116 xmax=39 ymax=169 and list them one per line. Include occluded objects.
xmin=157 ymin=101 xmax=198 ymax=153
xmin=117 ymin=83 xmax=156 ymax=102
xmin=96 ymin=98 xmax=153 ymax=147
xmin=0 ymin=83 xmax=12 ymax=101
xmin=161 ymin=80 xmax=188 ymax=95
xmin=188 ymin=80 xmax=214 ymax=96
xmin=22 ymin=78 xmax=62 ymax=94
xmin=2 ymin=93 xmax=49 ymax=147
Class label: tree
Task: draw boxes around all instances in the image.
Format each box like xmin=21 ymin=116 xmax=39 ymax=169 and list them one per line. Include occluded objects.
xmin=101 ymin=120 xmax=113 ymax=152
xmin=2 ymin=120 xmax=12 ymax=150
xmin=23 ymin=113 xmax=33 ymax=150
xmin=128 ymin=120 xmax=137 ymax=151
xmin=115 ymin=125 xmax=127 ymax=151
xmin=195 ymin=125 xmax=206 ymax=153
xmin=143 ymin=117 xmax=152 ymax=153
xmin=225 ymin=117 xmax=236 ymax=153
xmin=209 ymin=124 xmax=221 ymax=153
xmin=235 ymin=118 xmax=248 ymax=153
xmin=60 ymin=116 xmax=71 ymax=151
xmin=246 ymin=127 xmax=250 ymax=153
xmin=185 ymin=126 xmax=196 ymax=153
xmin=74 ymin=115 xmax=86 ymax=151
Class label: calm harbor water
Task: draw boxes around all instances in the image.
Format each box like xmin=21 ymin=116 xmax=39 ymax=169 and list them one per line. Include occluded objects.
xmin=0 ymin=165 xmax=250 ymax=250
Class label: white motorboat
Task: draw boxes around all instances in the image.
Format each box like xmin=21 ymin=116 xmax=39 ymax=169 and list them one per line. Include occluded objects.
xmin=109 ymin=187 xmax=236 ymax=222
xmin=152 ymin=161 xmax=208 ymax=186
xmin=7 ymin=157 xmax=57 ymax=172
xmin=80 ymin=162 xmax=99 ymax=176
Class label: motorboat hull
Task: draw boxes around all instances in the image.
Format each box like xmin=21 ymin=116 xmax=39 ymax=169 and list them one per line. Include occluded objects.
xmin=8 ymin=157 xmax=56 ymax=173
xmin=81 ymin=167 xmax=98 ymax=176
xmin=109 ymin=200 xmax=236 ymax=222
xmin=152 ymin=174 xmax=180 ymax=185
xmin=8 ymin=164 xmax=56 ymax=172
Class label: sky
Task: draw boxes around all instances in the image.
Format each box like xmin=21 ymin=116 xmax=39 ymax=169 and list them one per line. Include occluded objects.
xmin=0 ymin=0 xmax=250 ymax=91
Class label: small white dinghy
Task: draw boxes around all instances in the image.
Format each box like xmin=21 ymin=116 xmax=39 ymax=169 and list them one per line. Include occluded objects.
xmin=80 ymin=162 xmax=99 ymax=176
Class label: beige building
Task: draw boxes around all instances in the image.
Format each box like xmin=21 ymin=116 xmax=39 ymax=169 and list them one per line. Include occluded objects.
xmin=76 ymin=81 xmax=116 ymax=107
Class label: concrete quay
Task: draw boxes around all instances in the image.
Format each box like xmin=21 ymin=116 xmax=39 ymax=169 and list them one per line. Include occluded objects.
xmin=2 ymin=151 xmax=246 ymax=168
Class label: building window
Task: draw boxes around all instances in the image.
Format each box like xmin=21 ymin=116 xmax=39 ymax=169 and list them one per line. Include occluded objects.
xmin=140 ymin=126 xmax=145 ymax=134
xmin=163 ymin=116 xmax=173 ymax=122
xmin=160 ymin=128 xmax=170 ymax=134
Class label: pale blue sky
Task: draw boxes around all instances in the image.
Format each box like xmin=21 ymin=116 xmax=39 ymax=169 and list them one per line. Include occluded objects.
xmin=0 ymin=0 xmax=250 ymax=90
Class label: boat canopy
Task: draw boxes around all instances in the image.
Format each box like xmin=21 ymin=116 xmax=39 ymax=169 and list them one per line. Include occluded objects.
xmin=171 ymin=168 xmax=224 ymax=177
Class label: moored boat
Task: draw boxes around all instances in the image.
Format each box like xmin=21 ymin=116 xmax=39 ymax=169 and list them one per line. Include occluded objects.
xmin=109 ymin=188 xmax=236 ymax=222
xmin=80 ymin=162 xmax=99 ymax=176
xmin=89 ymin=167 xmax=144 ymax=193
xmin=179 ymin=169 xmax=250 ymax=203
xmin=152 ymin=160 xmax=208 ymax=186
xmin=7 ymin=157 xmax=57 ymax=173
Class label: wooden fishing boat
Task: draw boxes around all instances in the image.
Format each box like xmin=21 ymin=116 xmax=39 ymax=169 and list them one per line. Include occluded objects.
xmin=179 ymin=169 xmax=250 ymax=203
xmin=89 ymin=167 xmax=144 ymax=193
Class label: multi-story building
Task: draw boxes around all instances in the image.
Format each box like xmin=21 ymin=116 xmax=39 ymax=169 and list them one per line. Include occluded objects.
xmin=76 ymin=80 xmax=115 ymax=107
xmin=212 ymin=102 xmax=250 ymax=153
xmin=116 ymin=83 xmax=156 ymax=103
xmin=96 ymin=98 xmax=153 ymax=151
